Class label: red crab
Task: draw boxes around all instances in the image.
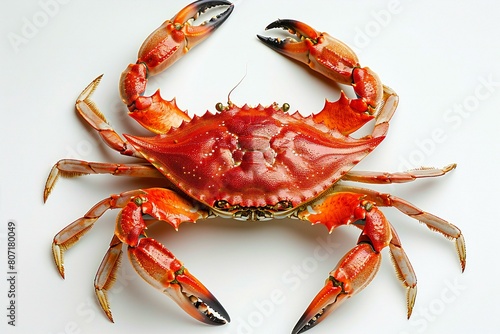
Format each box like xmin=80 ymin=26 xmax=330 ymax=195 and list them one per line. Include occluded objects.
xmin=44 ymin=0 xmax=466 ymax=333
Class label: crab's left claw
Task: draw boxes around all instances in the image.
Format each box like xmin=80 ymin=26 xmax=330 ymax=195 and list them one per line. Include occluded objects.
xmin=128 ymin=238 xmax=230 ymax=325
xmin=120 ymin=0 xmax=234 ymax=134
xmin=138 ymin=0 xmax=235 ymax=77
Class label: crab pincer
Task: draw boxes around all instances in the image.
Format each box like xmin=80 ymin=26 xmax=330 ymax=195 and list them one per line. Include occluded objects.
xmin=91 ymin=188 xmax=231 ymax=325
xmin=258 ymin=19 xmax=358 ymax=85
xmin=258 ymin=19 xmax=389 ymax=135
xmin=291 ymin=243 xmax=382 ymax=333
xmin=119 ymin=0 xmax=234 ymax=134
xmin=127 ymin=238 xmax=230 ymax=325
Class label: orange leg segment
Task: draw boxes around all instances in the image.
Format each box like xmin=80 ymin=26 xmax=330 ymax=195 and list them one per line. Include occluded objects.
xmin=343 ymin=164 xmax=457 ymax=184
xmin=334 ymin=184 xmax=466 ymax=271
xmin=56 ymin=187 xmax=230 ymax=325
xmin=294 ymin=191 xmax=416 ymax=333
xmin=292 ymin=243 xmax=381 ymax=334
xmin=43 ymin=160 xmax=164 ymax=202
xmin=75 ymin=75 xmax=143 ymax=157
xmin=112 ymin=188 xmax=229 ymax=325
xmin=293 ymin=179 xmax=464 ymax=333
xmin=52 ymin=190 xmax=145 ymax=278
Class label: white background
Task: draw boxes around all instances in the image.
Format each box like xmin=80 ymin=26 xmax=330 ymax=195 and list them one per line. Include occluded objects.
xmin=1 ymin=0 xmax=499 ymax=333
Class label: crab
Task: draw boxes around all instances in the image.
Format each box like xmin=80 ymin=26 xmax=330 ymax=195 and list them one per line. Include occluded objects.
xmin=44 ymin=0 xmax=466 ymax=333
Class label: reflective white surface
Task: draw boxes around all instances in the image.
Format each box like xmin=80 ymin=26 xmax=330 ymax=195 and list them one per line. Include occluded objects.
xmin=1 ymin=0 xmax=499 ymax=333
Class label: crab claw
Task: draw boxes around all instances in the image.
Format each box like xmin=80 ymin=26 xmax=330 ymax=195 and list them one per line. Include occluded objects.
xmin=257 ymin=19 xmax=357 ymax=86
xmin=137 ymin=0 xmax=234 ymax=77
xmin=172 ymin=0 xmax=234 ymax=43
xmin=258 ymin=19 xmax=384 ymax=121
xmin=120 ymin=0 xmax=233 ymax=133
xmin=257 ymin=20 xmax=319 ymax=64
xmin=292 ymin=244 xmax=381 ymax=333
xmin=128 ymin=238 xmax=230 ymax=325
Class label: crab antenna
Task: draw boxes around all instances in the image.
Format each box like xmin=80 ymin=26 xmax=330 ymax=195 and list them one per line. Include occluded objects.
xmin=227 ymin=65 xmax=248 ymax=105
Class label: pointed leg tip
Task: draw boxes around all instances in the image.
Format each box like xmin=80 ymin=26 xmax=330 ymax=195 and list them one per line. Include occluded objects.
xmin=460 ymin=254 xmax=467 ymax=273
xmin=43 ymin=188 xmax=51 ymax=203
xmin=446 ymin=163 xmax=458 ymax=171
xmin=95 ymin=288 xmax=115 ymax=322
xmin=52 ymin=243 xmax=66 ymax=278
xmin=58 ymin=267 xmax=65 ymax=279
xmin=92 ymin=74 xmax=104 ymax=85
xmin=455 ymin=234 xmax=466 ymax=272
xmin=407 ymin=302 xmax=414 ymax=319
xmin=56 ymin=261 xmax=65 ymax=279
xmin=105 ymin=309 xmax=115 ymax=323
xmin=406 ymin=286 xmax=417 ymax=319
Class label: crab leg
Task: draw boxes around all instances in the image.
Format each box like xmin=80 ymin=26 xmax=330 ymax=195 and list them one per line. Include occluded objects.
xmin=75 ymin=75 xmax=143 ymax=158
xmin=119 ymin=0 xmax=234 ymax=134
xmin=52 ymin=190 xmax=144 ymax=278
xmin=43 ymin=75 xmax=153 ymax=200
xmin=258 ymin=20 xmax=398 ymax=136
xmin=95 ymin=235 xmax=231 ymax=325
xmin=54 ymin=186 xmax=229 ymax=324
xmin=49 ymin=0 xmax=238 ymax=203
xmin=292 ymin=180 xmax=464 ymax=332
xmin=94 ymin=235 xmax=123 ymax=322
xmin=342 ymin=163 xmax=457 ymax=184
xmin=334 ymin=184 xmax=466 ymax=271
xmin=44 ymin=160 xmax=164 ymax=202
xmin=388 ymin=224 xmax=417 ymax=318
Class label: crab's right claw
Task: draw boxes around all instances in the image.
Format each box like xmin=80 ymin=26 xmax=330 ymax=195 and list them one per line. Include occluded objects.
xmin=292 ymin=277 xmax=349 ymax=334
xmin=292 ymin=244 xmax=381 ymax=334
xmin=257 ymin=19 xmax=358 ymax=86
xmin=258 ymin=19 xmax=392 ymax=136
xmin=128 ymin=238 xmax=230 ymax=325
